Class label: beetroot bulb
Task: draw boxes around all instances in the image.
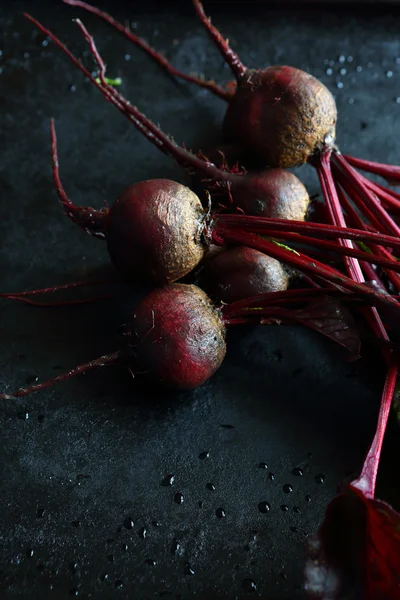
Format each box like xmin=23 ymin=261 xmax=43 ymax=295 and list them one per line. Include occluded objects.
xmin=0 ymin=282 xmax=364 ymax=397
xmin=199 ymin=246 xmax=289 ymax=304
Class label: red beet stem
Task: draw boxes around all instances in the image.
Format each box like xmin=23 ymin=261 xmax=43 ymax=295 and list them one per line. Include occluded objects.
xmin=214 ymin=227 xmax=400 ymax=321
xmin=50 ymin=118 xmax=108 ymax=238
xmin=316 ymin=151 xmax=364 ymax=282
xmin=337 ymin=185 xmax=400 ymax=292
xmin=0 ymin=352 xmax=120 ymax=400
xmin=343 ymin=154 xmax=400 ymax=184
xmin=2 ymin=294 xmax=112 ymax=307
xmin=192 ymin=0 xmax=247 ymax=82
xmin=351 ymin=357 xmax=399 ymax=499
xmin=362 ymin=177 xmax=400 ymax=211
xmin=215 ymin=214 xmax=400 ymax=252
xmin=332 ymin=152 xmax=400 ymax=237
xmin=244 ymin=229 xmax=400 ymax=274
xmin=316 ymin=152 xmax=390 ymax=358
xmin=62 ymin=0 xmax=232 ymax=101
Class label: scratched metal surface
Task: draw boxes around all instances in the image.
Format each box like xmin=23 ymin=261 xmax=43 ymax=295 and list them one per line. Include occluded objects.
xmin=0 ymin=1 xmax=399 ymax=599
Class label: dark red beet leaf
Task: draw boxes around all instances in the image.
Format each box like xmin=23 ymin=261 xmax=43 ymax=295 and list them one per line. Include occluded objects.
xmin=305 ymin=360 xmax=400 ymax=600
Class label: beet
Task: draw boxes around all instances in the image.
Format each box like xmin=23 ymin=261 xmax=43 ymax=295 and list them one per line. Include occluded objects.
xmin=223 ymin=66 xmax=337 ymax=169
xmin=201 ymin=246 xmax=289 ymax=303
xmin=106 ymin=180 xmax=205 ymax=283
xmin=127 ymin=284 xmax=226 ymax=389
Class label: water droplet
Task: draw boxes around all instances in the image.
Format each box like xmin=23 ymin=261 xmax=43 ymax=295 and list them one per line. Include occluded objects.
xmin=27 ymin=549 xmax=34 ymax=558
xmin=174 ymin=492 xmax=184 ymax=505
xmin=125 ymin=54 xmax=131 ymax=61
xmin=162 ymin=474 xmax=175 ymax=486
xmin=37 ymin=508 xmax=45 ymax=518
xmin=315 ymin=474 xmax=326 ymax=484
xmin=268 ymin=472 xmax=275 ymax=481
xmin=367 ymin=61 xmax=373 ymax=68
xmin=258 ymin=462 xmax=268 ymax=469
xmin=69 ymin=84 xmax=77 ymax=93
xmin=258 ymin=501 xmax=270 ymax=513
xmin=336 ymin=81 xmax=344 ymax=89
xmin=290 ymin=526 xmax=298 ymax=533
xmin=216 ymin=507 xmax=226 ymax=519
xmin=71 ymin=520 xmax=80 ymax=528
xmin=107 ymin=554 xmax=114 ymax=563
xmin=293 ymin=506 xmax=301 ymax=514
xmin=100 ymin=574 xmax=109 ymax=582
xmin=242 ymin=578 xmax=257 ymax=592
xmin=42 ymin=39 xmax=49 ymax=47
xmin=280 ymin=572 xmax=288 ymax=580
xmin=283 ymin=484 xmax=293 ymax=493
xmin=145 ymin=558 xmax=156 ymax=566
xmin=26 ymin=374 xmax=39 ymax=385
xmin=356 ymin=65 xmax=363 ymax=72
xmin=280 ymin=504 xmax=289 ymax=512
xmin=340 ymin=67 xmax=347 ymax=76
xmin=139 ymin=526 xmax=147 ymax=540
xmin=305 ymin=494 xmax=312 ymax=503
xmin=124 ymin=517 xmax=134 ymax=530
xmin=292 ymin=467 xmax=303 ymax=477
xmin=152 ymin=520 xmax=161 ymax=527
xmin=348 ymin=97 xmax=355 ymax=105
xmin=347 ymin=55 xmax=353 ymax=63
xmin=395 ymin=97 xmax=400 ymax=104
xmin=386 ymin=70 xmax=393 ymax=78
xmin=70 ymin=561 xmax=79 ymax=574
xmin=206 ymin=483 xmax=215 ymax=491
xmin=338 ymin=55 xmax=346 ymax=63
xmin=17 ymin=412 xmax=29 ymax=420
xmin=326 ymin=68 xmax=333 ymax=76
xmin=69 ymin=589 xmax=79 ymax=597
xmin=121 ymin=543 xmax=128 ymax=552
xmin=185 ymin=563 xmax=195 ymax=575
xmin=171 ymin=539 xmax=181 ymax=555
xmin=199 ymin=451 xmax=210 ymax=460
xmin=115 ymin=580 xmax=123 ymax=589
xmin=220 ymin=424 xmax=234 ymax=429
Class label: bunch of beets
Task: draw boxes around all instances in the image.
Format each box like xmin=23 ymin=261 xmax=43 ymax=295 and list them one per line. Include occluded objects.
xmin=2 ymin=2 xmax=400 ymax=597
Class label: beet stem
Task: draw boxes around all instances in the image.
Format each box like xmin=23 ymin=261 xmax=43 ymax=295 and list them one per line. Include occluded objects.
xmin=336 ymin=184 xmax=400 ymax=292
xmin=50 ymin=118 xmax=108 ymax=239
xmin=351 ymin=358 xmax=399 ymax=498
xmin=62 ymin=0 xmax=232 ymax=101
xmin=192 ymin=0 xmax=247 ymax=81
xmin=332 ymin=153 xmax=400 ymax=237
xmin=317 ymin=153 xmax=390 ymax=352
xmin=343 ymin=154 xmax=400 ymax=184
xmin=215 ymin=214 xmax=400 ymax=252
xmin=0 ymin=351 xmax=121 ymax=400
xmin=362 ymin=177 xmax=400 ymax=210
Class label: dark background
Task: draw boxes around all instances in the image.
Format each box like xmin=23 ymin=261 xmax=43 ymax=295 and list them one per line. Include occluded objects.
xmin=1 ymin=1 xmax=400 ymax=598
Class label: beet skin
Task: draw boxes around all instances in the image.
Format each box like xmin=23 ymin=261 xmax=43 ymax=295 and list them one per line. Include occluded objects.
xmin=127 ymin=284 xmax=227 ymax=389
